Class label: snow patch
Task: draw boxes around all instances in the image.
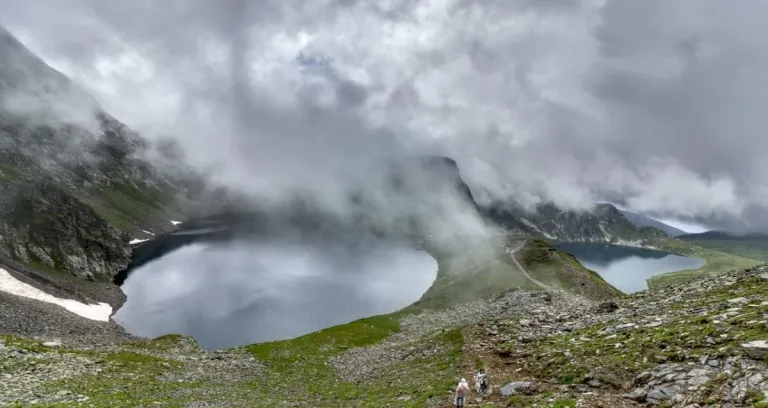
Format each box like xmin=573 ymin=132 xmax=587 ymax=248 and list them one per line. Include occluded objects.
xmin=0 ymin=268 xmax=113 ymax=321
xmin=520 ymin=218 xmax=540 ymax=231
xmin=130 ymin=238 xmax=149 ymax=245
xmin=170 ymin=220 xmax=182 ymax=226
xmin=528 ymin=219 xmax=556 ymax=239
xmin=598 ymin=223 xmax=611 ymax=239
xmin=614 ymin=238 xmax=657 ymax=250
xmin=141 ymin=229 xmax=155 ymax=236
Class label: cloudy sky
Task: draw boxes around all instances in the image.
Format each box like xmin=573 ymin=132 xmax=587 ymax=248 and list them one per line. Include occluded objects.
xmin=2 ymin=0 xmax=767 ymax=232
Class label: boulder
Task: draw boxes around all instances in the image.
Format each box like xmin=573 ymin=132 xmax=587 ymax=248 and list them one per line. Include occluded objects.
xmin=741 ymin=340 xmax=768 ymax=360
xmin=500 ymin=381 xmax=537 ymax=397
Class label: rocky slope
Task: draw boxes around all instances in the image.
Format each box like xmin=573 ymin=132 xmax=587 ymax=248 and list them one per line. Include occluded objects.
xmin=0 ymin=27 xmax=229 ymax=285
xmin=2 ymin=260 xmax=767 ymax=406
xmin=0 ymin=180 xmax=130 ymax=280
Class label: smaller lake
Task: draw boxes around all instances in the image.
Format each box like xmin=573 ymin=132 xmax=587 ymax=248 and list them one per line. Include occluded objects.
xmin=554 ymin=243 xmax=705 ymax=294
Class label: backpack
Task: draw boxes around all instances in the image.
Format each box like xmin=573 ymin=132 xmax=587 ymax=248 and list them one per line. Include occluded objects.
xmin=457 ymin=384 xmax=468 ymax=397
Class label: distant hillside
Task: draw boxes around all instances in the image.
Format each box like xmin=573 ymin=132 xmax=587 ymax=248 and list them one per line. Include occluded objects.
xmin=678 ymin=230 xmax=768 ymax=240
xmin=617 ymin=209 xmax=687 ymax=236
xmin=482 ymin=201 xmax=668 ymax=246
xmin=677 ymin=230 xmax=768 ymax=262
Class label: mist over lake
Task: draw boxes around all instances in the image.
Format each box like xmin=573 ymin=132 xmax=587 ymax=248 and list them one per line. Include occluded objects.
xmin=555 ymin=243 xmax=705 ymax=294
xmin=114 ymin=238 xmax=437 ymax=350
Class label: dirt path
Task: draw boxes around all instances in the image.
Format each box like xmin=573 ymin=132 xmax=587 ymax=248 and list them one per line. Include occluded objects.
xmin=434 ymin=325 xmax=536 ymax=407
xmin=506 ymin=242 xmax=554 ymax=292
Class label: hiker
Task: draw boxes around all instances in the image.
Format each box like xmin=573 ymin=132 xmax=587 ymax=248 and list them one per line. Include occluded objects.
xmin=454 ymin=378 xmax=469 ymax=407
xmin=475 ymin=368 xmax=489 ymax=395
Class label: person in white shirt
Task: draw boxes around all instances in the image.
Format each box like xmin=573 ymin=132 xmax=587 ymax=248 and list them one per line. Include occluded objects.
xmin=454 ymin=378 xmax=469 ymax=407
xmin=475 ymin=369 xmax=488 ymax=395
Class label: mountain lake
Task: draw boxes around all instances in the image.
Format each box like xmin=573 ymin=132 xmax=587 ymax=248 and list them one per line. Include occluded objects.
xmin=554 ymin=242 xmax=705 ymax=294
xmin=114 ymin=239 xmax=437 ymax=350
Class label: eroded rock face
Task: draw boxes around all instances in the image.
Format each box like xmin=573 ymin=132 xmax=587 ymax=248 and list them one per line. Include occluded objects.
xmin=0 ymin=180 xmax=131 ymax=279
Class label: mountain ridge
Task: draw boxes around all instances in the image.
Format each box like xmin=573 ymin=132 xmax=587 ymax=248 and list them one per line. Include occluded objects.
xmin=482 ymin=201 xmax=670 ymax=246
xmin=617 ymin=208 xmax=688 ymax=237
xmin=2 ymin=24 xmax=768 ymax=408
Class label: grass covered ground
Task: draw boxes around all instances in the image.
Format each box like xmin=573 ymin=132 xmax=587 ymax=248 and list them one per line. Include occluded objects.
xmin=1 ymin=293 xmax=468 ymax=407
xmin=518 ymin=239 xmax=623 ymax=300
xmin=2 ymin=235 xmax=617 ymax=407
xmin=647 ymin=238 xmax=762 ymax=288
xmin=679 ymin=238 xmax=768 ymax=263
xmin=4 ymin=233 xmax=768 ymax=407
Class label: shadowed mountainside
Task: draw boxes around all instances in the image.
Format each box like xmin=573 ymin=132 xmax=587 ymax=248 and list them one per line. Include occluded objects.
xmin=617 ymin=209 xmax=687 ymax=237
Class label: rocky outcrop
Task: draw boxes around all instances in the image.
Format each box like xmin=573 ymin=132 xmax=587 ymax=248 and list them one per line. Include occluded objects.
xmin=0 ymin=180 xmax=131 ymax=279
xmin=477 ymin=264 xmax=768 ymax=407
xmin=0 ymin=27 xmax=210 ymax=280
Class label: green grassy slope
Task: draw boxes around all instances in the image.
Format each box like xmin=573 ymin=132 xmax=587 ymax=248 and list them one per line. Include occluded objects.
xmin=3 ymin=324 xmax=465 ymax=408
xmin=1 ymin=161 xmax=180 ymax=235
xmin=520 ymin=239 xmax=624 ymax=300
xmin=1 ymin=234 xmax=622 ymax=407
xmin=678 ymin=237 xmax=768 ymax=262
xmin=646 ymin=237 xmax=762 ymax=288
xmin=412 ymin=241 xmax=537 ymax=311
xmin=7 ymin=261 xmax=768 ymax=407
xmin=78 ymin=181 xmax=181 ymax=233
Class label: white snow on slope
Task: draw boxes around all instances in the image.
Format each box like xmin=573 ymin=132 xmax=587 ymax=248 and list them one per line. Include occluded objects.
xmin=0 ymin=268 xmax=112 ymax=321
xmin=141 ymin=229 xmax=155 ymax=236
xmin=170 ymin=220 xmax=182 ymax=226
xmin=520 ymin=218 xmax=540 ymax=231
xmin=598 ymin=223 xmax=611 ymax=239
xmin=130 ymin=238 xmax=149 ymax=245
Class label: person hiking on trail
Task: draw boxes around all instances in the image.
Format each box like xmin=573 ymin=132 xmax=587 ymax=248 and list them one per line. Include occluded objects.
xmin=475 ymin=369 xmax=489 ymax=395
xmin=454 ymin=378 xmax=469 ymax=407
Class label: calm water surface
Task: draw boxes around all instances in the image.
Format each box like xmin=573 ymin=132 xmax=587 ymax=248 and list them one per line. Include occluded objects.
xmin=555 ymin=243 xmax=705 ymax=294
xmin=114 ymin=238 xmax=437 ymax=349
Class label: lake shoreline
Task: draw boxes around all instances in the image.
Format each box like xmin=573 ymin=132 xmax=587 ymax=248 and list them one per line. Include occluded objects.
xmin=554 ymin=242 xmax=705 ymax=294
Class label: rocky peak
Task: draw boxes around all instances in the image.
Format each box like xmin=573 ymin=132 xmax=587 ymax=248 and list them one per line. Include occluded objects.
xmin=482 ymin=201 xmax=669 ymax=245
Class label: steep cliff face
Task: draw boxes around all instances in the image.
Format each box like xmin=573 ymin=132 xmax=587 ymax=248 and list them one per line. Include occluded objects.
xmin=0 ymin=180 xmax=131 ymax=279
xmin=0 ymin=27 xmax=200 ymax=280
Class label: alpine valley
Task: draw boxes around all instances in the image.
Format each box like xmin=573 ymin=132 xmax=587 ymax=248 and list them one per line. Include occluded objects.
xmin=1 ymin=26 xmax=767 ymax=408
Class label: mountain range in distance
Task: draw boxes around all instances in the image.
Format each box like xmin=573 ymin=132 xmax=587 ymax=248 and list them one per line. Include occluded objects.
xmin=615 ymin=209 xmax=688 ymax=237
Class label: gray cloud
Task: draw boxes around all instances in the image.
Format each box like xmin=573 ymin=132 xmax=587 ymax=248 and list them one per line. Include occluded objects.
xmin=1 ymin=0 xmax=767 ymax=233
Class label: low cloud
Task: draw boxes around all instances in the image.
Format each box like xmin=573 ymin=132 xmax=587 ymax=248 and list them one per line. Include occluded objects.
xmin=1 ymin=0 xmax=767 ymax=232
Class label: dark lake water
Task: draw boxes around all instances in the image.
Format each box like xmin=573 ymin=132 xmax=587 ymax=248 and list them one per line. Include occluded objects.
xmin=113 ymin=239 xmax=437 ymax=350
xmin=554 ymin=243 xmax=705 ymax=294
